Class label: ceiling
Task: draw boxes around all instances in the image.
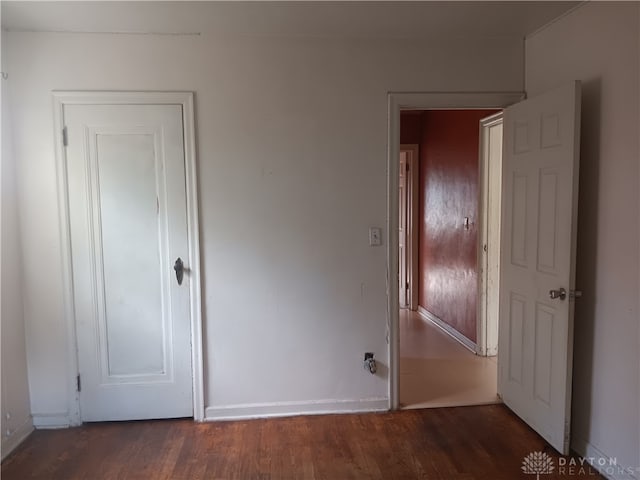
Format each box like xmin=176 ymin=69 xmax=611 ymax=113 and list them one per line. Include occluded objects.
xmin=2 ymin=1 xmax=580 ymax=39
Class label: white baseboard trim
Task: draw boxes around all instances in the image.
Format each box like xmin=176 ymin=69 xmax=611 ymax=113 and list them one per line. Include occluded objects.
xmin=32 ymin=412 xmax=71 ymax=429
xmin=417 ymin=306 xmax=477 ymax=353
xmin=1 ymin=417 xmax=34 ymax=461
xmin=572 ymin=437 xmax=639 ymax=480
xmin=205 ymin=398 xmax=389 ymax=421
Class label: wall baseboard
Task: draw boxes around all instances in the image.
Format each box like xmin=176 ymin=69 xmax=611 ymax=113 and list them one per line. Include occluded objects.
xmin=205 ymin=398 xmax=388 ymax=421
xmin=32 ymin=412 xmax=71 ymax=429
xmin=1 ymin=417 xmax=34 ymax=461
xmin=572 ymin=436 xmax=639 ymax=480
xmin=32 ymin=397 xmax=389 ymax=426
xmin=417 ymin=306 xmax=477 ymax=353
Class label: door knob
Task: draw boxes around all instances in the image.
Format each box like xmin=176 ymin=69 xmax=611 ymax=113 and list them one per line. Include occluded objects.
xmin=174 ymin=257 xmax=184 ymax=286
xmin=549 ymin=288 xmax=566 ymax=300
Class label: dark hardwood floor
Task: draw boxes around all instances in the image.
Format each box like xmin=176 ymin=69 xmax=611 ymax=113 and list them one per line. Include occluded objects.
xmin=2 ymin=405 xmax=603 ymax=479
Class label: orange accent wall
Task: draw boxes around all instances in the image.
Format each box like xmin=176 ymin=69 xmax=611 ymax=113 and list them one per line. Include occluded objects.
xmin=416 ymin=109 xmax=498 ymax=344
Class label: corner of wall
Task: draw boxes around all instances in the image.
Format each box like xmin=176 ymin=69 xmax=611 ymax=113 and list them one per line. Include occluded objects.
xmin=1 ymin=29 xmax=35 ymax=461
xmin=572 ymin=436 xmax=639 ymax=480
xmin=1 ymin=418 xmax=33 ymax=461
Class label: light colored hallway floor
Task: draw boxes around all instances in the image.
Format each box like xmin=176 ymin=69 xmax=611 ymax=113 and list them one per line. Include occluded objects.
xmin=399 ymin=309 xmax=500 ymax=409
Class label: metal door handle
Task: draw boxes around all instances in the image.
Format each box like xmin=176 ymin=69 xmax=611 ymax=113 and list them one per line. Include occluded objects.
xmin=174 ymin=257 xmax=184 ymax=286
xmin=549 ymin=288 xmax=566 ymax=300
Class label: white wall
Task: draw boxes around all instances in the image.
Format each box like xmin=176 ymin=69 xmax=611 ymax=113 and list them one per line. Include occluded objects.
xmin=526 ymin=3 xmax=639 ymax=477
xmin=1 ymin=29 xmax=33 ymax=458
xmin=5 ymin=30 xmax=523 ymax=423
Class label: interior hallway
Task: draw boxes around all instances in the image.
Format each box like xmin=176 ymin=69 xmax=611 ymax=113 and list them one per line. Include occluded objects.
xmin=400 ymin=309 xmax=499 ymax=409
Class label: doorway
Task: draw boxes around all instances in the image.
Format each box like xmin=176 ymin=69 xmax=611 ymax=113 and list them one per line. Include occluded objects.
xmin=387 ymin=93 xmax=524 ymax=410
xmin=397 ymin=109 xmax=502 ymax=409
xmin=53 ymin=92 xmax=204 ymax=424
xmin=388 ymin=85 xmax=582 ymax=454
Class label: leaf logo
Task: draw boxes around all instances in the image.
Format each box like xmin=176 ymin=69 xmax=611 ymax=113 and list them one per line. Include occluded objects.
xmin=522 ymin=451 xmax=555 ymax=479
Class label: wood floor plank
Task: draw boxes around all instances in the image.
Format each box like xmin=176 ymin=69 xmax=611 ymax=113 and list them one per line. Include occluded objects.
xmin=2 ymin=405 xmax=605 ymax=479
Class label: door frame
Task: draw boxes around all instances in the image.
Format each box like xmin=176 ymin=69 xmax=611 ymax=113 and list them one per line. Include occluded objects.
xmin=477 ymin=112 xmax=504 ymax=357
xmin=52 ymin=91 xmax=204 ymax=425
xmin=399 ymin=144 xmax=419 ymax=311
xmin=386 ymin=92 xmax=524 ymax=409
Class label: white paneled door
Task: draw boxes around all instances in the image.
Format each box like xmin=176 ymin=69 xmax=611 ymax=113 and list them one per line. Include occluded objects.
xmin=498 ymin=82 xmax=581 ymax=454
xmin=64 ymin=103 xmax=193 ymax=421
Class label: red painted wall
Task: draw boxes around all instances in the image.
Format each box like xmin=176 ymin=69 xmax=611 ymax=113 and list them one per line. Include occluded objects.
xmin=417 ymin=110 xmax=498 ymax=343
xmin=400 ymin=111 xmax=423 ymax=145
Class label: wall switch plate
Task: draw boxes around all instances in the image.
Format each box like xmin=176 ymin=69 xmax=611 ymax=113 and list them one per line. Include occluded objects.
xmin=369 ymin=227 xmax=382 ymax=246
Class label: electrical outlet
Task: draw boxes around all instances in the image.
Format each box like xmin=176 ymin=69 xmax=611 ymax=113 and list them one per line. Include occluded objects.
xmin=364 ymin=352 xmax=377 ymax=374
xmin=369 ymin=227 xmax=381 ymax=246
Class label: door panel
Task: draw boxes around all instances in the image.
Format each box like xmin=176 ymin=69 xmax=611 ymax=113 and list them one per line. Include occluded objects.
xmin=97 ymin=132 xmax=166 ymax=377
xmin=507 ymin=293 xmax=525 ymax=385
xmin=498 ymin=81 xmax=581 ymax=454
xmin=537 ymin=169 xmax=560 ymax=273
xmin=510 ymin=173 xmax=528 ymax=267
xmin=65 ymin=104 xmax=193 ymax=421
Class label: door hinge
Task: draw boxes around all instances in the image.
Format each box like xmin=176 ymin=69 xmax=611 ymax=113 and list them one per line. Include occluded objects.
xmin=406 ymin=282 xmax=410 ymax=291
xmin=62 ymin=126 xmax=68 ymax=147
xmin=405 ymin=162 xmax=410 ymax=172
xmin=76 ymin=374 xmax=81 ymax=392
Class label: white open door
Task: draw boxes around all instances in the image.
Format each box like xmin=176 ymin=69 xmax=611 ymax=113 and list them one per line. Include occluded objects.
xmin=498 ymin=81 xmax=581 ymax=454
